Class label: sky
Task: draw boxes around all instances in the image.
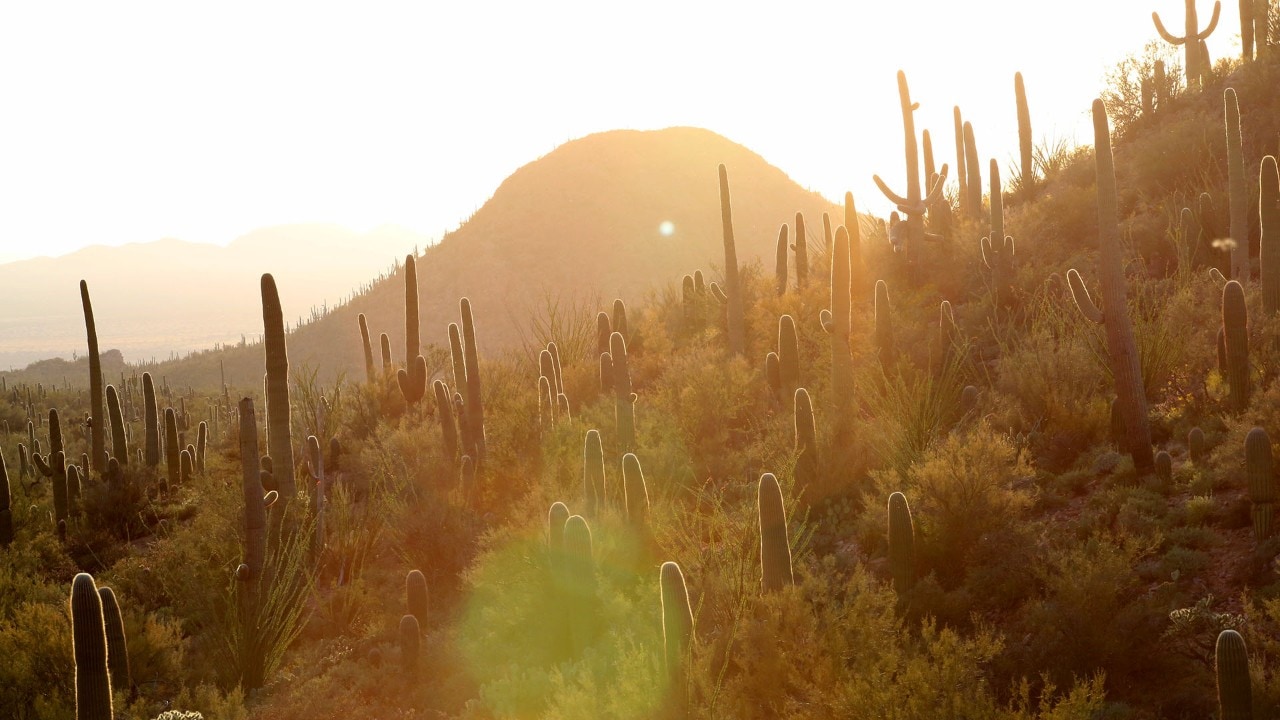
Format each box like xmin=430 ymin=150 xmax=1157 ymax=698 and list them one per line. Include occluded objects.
xmin=0 ymin=1 xmax=1249 ymax=265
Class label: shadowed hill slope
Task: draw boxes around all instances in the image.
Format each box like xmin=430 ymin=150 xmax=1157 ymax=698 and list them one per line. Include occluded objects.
xmin=26 ymin=127 xmax=839 ymax=390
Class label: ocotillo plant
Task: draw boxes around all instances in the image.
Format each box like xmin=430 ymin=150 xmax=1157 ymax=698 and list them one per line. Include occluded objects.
xmin=758 ymin=473 xmax=794 ymax=592
xmin=872 ymin=70 xmax=949 ymax=270
xmin=98 ymin=586 xmax=130 ymax=694
xmin=887 ymin=491 xmax=916 ymax=601
xmin=398 ymin=255 xmax=428 ymax=405
xmin=1245 ymin=427 xmax=1274 ymax=543
xmin=1223 ymin=280 xmax=1250 ymax=411
xmin=406 ymin=569 xmax=428 ymax=630
xmin=793 ymin=211 xmax=809 ymax=288
xmin=70 ymin=573 xmax=113 ymax=720
xmin=1260 ymin=156 xmax=1279 ymax=315
xmin=774 ymin=224 xmax=789 ymax=296
xmin=717 ymin=164 xmax=746 ymax=356
xmin=660 ymin=561 xmax=694 ymax=687
xmin=1215 ymin=629 xmax=1252 ymax=719
xmin=794 ymin=388 xmax=818 ymax=507
xmin=1015 ymin=72 xmax=1035 ymax=201
xmin=1225 ymin=88 xmax=1248 ymax=280
xmin=981 ymin=160 xmax=1016 ymax=307
xmin=583 ymin=429 xmax=606 ymax=517
xmin=358 ymin=313 xmax=376 ymax=384
xmin=81 ymin=280 xmax=106 ymax=475
xmin=261 ymin=274 xmax=296 ymax=500
xmin=1153 ymin=0 xmax=1221 ymax=86
xmin=1064 ymin=100 xmax=1155 ymax=473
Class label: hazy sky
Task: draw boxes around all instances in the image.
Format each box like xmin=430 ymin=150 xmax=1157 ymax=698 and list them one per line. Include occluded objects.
xmin=0 ymin=1 xmax=1247 ymax=264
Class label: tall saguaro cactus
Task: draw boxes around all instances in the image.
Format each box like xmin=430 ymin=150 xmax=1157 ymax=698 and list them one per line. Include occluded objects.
xmin=1223 ymin=280 xmax=1251 ymax=411
xmin=143 ymin=373 xmax=159 ymax=468
xmin=1065 ymin=100 xmax=1155 ymax=472
xmin=827 ymin=227 xmax=855 ymax=432
xmin=71 ymin=573 xmax=113 ymax=720
xmin=1015 ymin=72 xmax=1035 ymax=202
xmin=1226 ymin=88 xmax=1248 ymax=280
xmin=261 ymin=274 xmax=296 ymax=500
xmin=398 ymin=255 xmax=427 ymax=404
xmin=583 ymin=429 xmax=606 ymax=518
xmin=758 ymin=473 xmax=794 ymax=592
xmin=953 ymin=107 xmax=969 ymax=218
xmin=774 ymin=224 xmax=789 ymax=296
xmin=1262 ymin=156 xmax=1280 ymax=315
xmin=964 ymin=122 xmax=982 ymax=220
xmin=81 ymin=280 xmax=106 ymax=475
xmin=358 ymin=314 xmax=376 ymax=384
xmin=460 ymin=298 xmax=487 ymax=462
xmin=106 ymin=385 xmax=127 ymax=465
xmin=717 ymin=164 xmax=746 ymax=357
xmin=1153 ymin=0 xmax=1221 ymax=87
xmin=793 ymin=212 xmax=809 ymax=288
xmin=873 ymin=70 xmax=949 ymax=270
xmin=981 ymin=160 xmax=1017 ymax=307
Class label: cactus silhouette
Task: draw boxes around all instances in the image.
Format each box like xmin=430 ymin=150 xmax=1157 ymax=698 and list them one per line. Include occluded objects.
xmin=262 ymin=274 xmax=296 ymax=500
xmin=1215 ymin=629 xmax=1252 ymax=719
xmin=406 ymin=569 xmax=428 ymax=630
xmin=584 ymin=430 xmax=606 ymax=518
xmin=888 ymin=491 xmax=916 ymax=600
xmin=717 ymin=164 xmax=746 ymax=356
xmin=1223 ymin=280 xmax=1250 ymax=411
xmin=1153 ymin=0 xmax=1221 ymax=87
xmin=98 ymin=586 xmax=130 ymax=694
xmin=81 ymin=280 xmax=106 ymax=475
xmin=397 ymin=255 xmax=428 ymax=404
xmin=71 ymin=572 xmax=113 ymax=720
xmin=1246 ymin=427 xmax=1274 ymax=543
xmin=660 ymin=561 xmax=694 ymax=687
xmin=758 ymin=473 xmax=794 ymax=592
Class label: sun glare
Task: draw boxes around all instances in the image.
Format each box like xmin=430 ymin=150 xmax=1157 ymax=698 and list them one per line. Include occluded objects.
xmin=658 ymin=220 xmax=675 ymax=237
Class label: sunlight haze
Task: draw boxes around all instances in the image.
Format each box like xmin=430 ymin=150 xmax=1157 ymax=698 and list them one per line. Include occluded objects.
xmin=0 ymin=0 xmax=1247 ymax=263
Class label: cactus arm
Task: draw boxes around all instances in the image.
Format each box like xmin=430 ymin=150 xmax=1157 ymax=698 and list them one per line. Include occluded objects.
xmin=1067 ymin=269 xmax=1105 ymax=324
xmin=1198 ymin=0 xmax=1222 ymax=38
xmin=873 ymin=174 xmax=912 ymax=209
xmin=980 ymin=237 xmax=993 ymax=269
xmin=819 ymin=309 xmax=833 ymax=333
xmin=1153 ymin=11 xmax=1187 ymax=42
xmin=923 ymin=165 xmax=949 ymax=205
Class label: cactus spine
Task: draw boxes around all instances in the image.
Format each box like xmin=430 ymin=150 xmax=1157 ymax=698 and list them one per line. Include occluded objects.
xmin=1153 ymin=0 xmax=1221 ymax=86
xmin=584 ymin=429 xmax=606 ymax=517
xmin=1223 ymin=280 xmax=1250 ymax=411
xmin=1065 ymin=101 xmax=1155 ymax=472
xmin=261 ymin=274 xmax=296 ymax=500
xmin=887 ymin=491 xmax=916 ymax=600
xmin=81 ymin=280 xmax=106 ymax=475
xmin=358 ymin=313 xmax=376 ymax=384
xmin=1215 ymin=629 xmax=1253 ymax=719
xmin=71 ymin=572 xmax=113 ymax=720
xmin=758 ymin=473 xmax=794 ymax=592
xmin=1260 ymin=156 xmax=1279 ymax=315
xmin=397 ymin=255 xmax=428 ymax=404
xmin=98 ymin=586 xmax=130 ymax=694
xmin=1245 ymin=427 xmax=1274 ymax=543
xmin=660 ymin=561 xmax=694 ymax=686
xmin=716 ymin=164 xmax=746 ymax=356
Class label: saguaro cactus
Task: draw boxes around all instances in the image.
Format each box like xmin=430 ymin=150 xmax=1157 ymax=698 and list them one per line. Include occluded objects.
xmin=358 ymin=313 xmax=376 ymax=384
xmin=583 ymin=429 xmax=606 ymax=517
xmin=777 ymin=315 xmax=799 ymax=399
xmin=1153 ymin=0 xmax=1221 ymax=86
xmin=0 ymin=449 xmax=12 ymax=546
xmin=887 ymin=491 xmax=916 ymax=600
xmin=261 ymin=274 xmax=296 ymax=500
xmin=1215 ymin=629 xmax=1253 ymax=719
xmin=793 ymin=212 xmax=809 ymax=288
xmin=237 ymin=398 xmax=268 ymax=690
xmin=81 ymin=280 xmax=106 ymax=475
xmin=434 ymin=381 xmax=458 ymax=463
xmin=1064 ymin=101 xmax=1155 ymax=472
xmin=717 ymin=164 xmax=746 ymax=356
xmin=872 ymin=70 xmax=949 ymax=269
xmin=1015 ymin=72 xmax=1035 ymax=201
xmin=562 ymin=514 xmax=596 ymax=653
xmin=165 ymin=408 xmax=180 ymax=488
xmin=399 ymin=614 xmax=420 ymax=675
xmin=406 ymin=569 xmax=428 ymax=630
xmin=1225 ymin=88 xmax=1248 ymax=280
xmin=1246 ymin=427 xmax=1274 ymax=543
xmin=144 ymin=374 xmax=160 ymax=468
xmin=981 ymin=160 xmax=1017 ymax=307
xmin=622 ymin=453 xmax=649 ymax=530
xmin=106 ymin=385 xmax=127 ymax=464
xmin=611 ymin=332 xmax=636 ymax=454
xmin=874 ymin=280 xmax=896 ymax=365
xmin=460 ymin=298 xmax=487 ymax=462
xmin=398 ymin=255 xmax=428 ymax=405
xmin=794 ymin=388 xmax=818 ymax=506
xmin=71 ymin=573 xmax=113 ymax=720
xmin=954 ymin=107 xmax=970 ymax=219
xmin=774 ymin=224 xmax=789 ymax=296
xmin=1260 ymin=156 xmax=1279 ymax=315
xmin=758 ymin=473 xmax=794 ymax=592
xmin=1223 ymin=280 xmax=1250 ymax=411
xmin=98 ymin=586 xmax=131 ymax=694
xmin=828 ymin=227 xmax=855 ymax=430
xmin=964 ymin=122 xmax=982 ymax=220
xmin=660 ymin=561 xmax=694 ymax=685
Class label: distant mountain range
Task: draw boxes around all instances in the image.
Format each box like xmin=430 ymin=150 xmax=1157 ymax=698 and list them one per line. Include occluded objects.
xmin=2 ymin=127 xmax=839 ymax=389
xmin=0 ymin=225 xmax=428 ymax=369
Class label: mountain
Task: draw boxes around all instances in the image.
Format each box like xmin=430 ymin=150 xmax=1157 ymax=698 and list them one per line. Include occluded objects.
xmin=0 ymin=225 xmax=428 ymax=370
xmin=3 ymin=127 xmax=838 ymax=389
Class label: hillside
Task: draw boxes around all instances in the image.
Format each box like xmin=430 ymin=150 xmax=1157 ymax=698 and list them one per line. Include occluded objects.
xmin=4 ymin=127 xmax=837 ymax=390
xmin=0 ymin=225 xmax=426 ymax=370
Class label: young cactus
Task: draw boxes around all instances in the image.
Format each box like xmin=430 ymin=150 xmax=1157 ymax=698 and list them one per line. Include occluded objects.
xmin=758 ymin=473 xmax=794 ymax=592
xmin=1064 ymin=100 xmax=1155 ymax=472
